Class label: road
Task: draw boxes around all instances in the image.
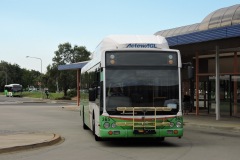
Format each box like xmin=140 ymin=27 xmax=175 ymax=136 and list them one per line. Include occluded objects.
xmin=0 ymin=96 xmax=240 ymax=160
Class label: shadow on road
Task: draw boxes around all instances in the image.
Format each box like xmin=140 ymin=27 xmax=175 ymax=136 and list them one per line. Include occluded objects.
xmin=98 ymin=138 xmax=180 ymax=148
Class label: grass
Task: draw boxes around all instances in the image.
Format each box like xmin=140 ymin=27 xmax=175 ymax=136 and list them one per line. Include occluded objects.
xmin=22 ymin=91 xmax=64 ymax=100
xmin=1 ymin=91 xmax=69 ymax=100
xmin=0 ymin=92 xmax=63 ymax=100
xmin=22 ymin=92 xmax=42 ymax=98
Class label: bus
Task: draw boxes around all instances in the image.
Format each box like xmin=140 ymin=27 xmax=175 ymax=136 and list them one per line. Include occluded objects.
xmin=80 ymin=35 xmax=183 ymax=141
xmin=4 ymin=84 xmax=23 ymax=97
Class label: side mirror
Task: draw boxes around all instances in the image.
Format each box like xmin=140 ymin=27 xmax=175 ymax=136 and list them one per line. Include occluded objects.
xmin=188 ymin=66 xmax=194 ymax=79
xmin=89 ymin=88 xmax=96 ymax=101
xmin=91 ymin=81 xmax=99 ymax=88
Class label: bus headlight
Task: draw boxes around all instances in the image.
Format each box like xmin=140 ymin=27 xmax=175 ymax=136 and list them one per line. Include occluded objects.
xmin=176 ymin=122 xmax=182 ymax=128
xmin=170 ymin=122 xmax=174 ymax=128
xmin=103 ymin=122 xmax=110 ymax=129
xmin=111 ymin=123 xmax=117 ymax=128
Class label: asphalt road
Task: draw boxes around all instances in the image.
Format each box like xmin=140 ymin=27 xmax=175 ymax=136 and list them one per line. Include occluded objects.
xmin=0 ymin=96 xmax=240 ymax=160
xmin=0 ymin=95 xmax=44 ymax=104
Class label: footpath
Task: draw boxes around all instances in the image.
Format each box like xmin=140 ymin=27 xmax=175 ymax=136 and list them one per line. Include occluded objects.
xmin=0 ymin=97 xmax=239 ymax=153
xmin=0 ymin=132 xmax=61 ymax=154
xmin=184 ymin=114 xmax=240 ymax=132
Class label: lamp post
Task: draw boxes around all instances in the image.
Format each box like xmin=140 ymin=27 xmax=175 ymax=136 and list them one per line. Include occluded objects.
xmin=26 ymin=56 xmax=42 ymax=73
xmin=26 ymin=56 xmax=43 ymax=99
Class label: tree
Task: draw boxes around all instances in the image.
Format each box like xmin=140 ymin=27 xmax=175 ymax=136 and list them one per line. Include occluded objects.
xmin=43 ymin=64 xmax=58 ymax=92
xmin=50 ymin=42 xmax=91 ymax=96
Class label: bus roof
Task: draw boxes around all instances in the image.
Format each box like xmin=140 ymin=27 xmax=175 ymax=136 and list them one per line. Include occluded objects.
xmin=4 ymin=84 xmax=22 ymax=87
xmin=81 ymin=35 xmax=176 ymax=72
xmin=95 ymin=35 xmax=169 ymax=54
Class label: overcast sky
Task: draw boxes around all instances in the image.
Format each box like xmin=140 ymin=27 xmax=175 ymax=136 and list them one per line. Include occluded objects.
xmin=0 ymin=0 xmax=239 ymax=73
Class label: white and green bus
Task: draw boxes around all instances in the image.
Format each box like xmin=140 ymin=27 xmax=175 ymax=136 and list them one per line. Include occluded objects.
xmin=4 ymin=84 xmax=23 ymax=97
xmin=80 ymin=35 xmax=183 ymax=141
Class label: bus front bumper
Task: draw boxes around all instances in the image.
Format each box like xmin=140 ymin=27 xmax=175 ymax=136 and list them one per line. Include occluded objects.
xmin=99 ymin=128 xmax=183 ymax=138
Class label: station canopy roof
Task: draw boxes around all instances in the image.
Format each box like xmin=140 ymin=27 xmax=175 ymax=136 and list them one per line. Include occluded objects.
xmin=58 ymin=61 xmax=89 ymax=70
xmin=155 ymin=4 xmax=240 ymax=38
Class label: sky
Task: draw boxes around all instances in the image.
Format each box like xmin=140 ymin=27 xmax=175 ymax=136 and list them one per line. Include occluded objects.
xmin=0 ymin=0 xmax=239 ymax=73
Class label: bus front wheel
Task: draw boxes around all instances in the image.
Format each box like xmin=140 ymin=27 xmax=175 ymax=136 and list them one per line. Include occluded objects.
xmin=92 ymin=113 xmax=101 ymax=141
xmin=157 ymin=137 xmax=165 ymax=142
xmin=82 ymin=107 xmax=88 ymax=130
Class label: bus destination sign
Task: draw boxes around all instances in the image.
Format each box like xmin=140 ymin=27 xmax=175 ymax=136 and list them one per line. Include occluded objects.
xmin=126 ymin=43 xmax=157 ymax=48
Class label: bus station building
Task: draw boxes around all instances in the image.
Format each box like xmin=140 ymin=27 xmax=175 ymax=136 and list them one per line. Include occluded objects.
xmin=155 ymin=4 xmax=240 ymax=118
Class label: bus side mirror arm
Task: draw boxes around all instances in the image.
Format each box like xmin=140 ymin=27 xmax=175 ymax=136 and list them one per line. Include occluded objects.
xmin=89 ymin=88 xmax=96 ymax=101
xmin=183 ymin=62 xmax=194 ymax=79
xmin=188 ymin=66 xmax=194 ymax=79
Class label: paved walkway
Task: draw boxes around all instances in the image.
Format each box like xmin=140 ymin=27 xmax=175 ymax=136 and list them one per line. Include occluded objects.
xmin=0 ymin=132 xmax=61 ymax=154
xmin=184 ymin=114 xmax=240 ymax=132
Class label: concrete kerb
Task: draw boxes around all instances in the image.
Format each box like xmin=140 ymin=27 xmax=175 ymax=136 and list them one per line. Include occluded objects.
xmin=21 ymin=98 xmax=77 ymax=104
xmin=61 ymin=105 xmax=80 ymax=111
xmin=183 ymin=114 xmax=240 ymax=133
xmin=0 ymin=133 xmax=62 ymax=154
xmin=184 ymin=121 xmax=240 ymax=133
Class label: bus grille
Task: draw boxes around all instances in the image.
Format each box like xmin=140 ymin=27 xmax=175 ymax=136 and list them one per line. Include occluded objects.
xmin=115 ymin=107 xmax=172 ymax=134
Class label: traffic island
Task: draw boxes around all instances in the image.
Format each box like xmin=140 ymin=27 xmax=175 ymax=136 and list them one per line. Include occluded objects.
xmin=0 ymin=132 xmax=62 ymax=154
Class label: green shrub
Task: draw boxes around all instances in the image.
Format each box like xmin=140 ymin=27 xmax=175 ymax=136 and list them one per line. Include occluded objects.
xmin=56 ymin=96 xmax=71 ymax=100
xmin=67 ymin=89 xmax=77 ymax=98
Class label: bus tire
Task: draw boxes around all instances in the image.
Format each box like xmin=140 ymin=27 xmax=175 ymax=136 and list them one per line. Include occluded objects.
xmin=82 ymin=107 xmax=88 ymax=130
xmin=92 ymin=112 xmax=101 ymax=141
xmin=157 ymin=137 xmax=165 ymax=142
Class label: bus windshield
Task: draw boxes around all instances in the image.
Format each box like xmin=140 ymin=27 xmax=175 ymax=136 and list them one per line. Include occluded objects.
xmin=105 ymin=67 xmax=179 ymax=115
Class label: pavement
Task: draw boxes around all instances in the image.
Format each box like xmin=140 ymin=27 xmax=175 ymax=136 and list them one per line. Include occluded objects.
xmin=0 ymin=132 xmax=62 ymax=154
xmin=184 ymin=113 xmax=240 ymax=133
xmin=21 ymin=97 xmax=77 ymax=105
xmin=0 ymin=95 xmax=77 ymax=105
xmin=0 ymin=99 xmax=239 ymax=154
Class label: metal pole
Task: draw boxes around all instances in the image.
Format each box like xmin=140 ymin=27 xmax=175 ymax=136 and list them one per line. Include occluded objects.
xmin=195 ymin=52 xmax=199 ymax=115
xmin=40 ymin=58 xmax=43 ymax=99
xmin=233 ymin=52 xmax=238 ymax=116
xmin=215 ymin=46 xmax=220 ymax=120
xmin=26 ymin=56 xmax=43 ymax=99
xmin=40 ymin=58 xmax=42 ymax=74
xmin=230 ymin=75 xmax=232 ymax=116
xmin=77 ymin=69 xmax=80 ymax=106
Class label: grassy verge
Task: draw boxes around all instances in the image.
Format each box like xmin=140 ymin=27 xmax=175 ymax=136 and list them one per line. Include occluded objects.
xmin=1 ymin=91 xmax=69 ymax=100
xmin=22 ymin=91 xmax=64 ymax=100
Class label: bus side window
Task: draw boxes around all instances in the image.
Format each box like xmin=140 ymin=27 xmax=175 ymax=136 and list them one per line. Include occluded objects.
xmin=100 ymin=81 xmax=103 ymax=114
xmin=89 ymin=69 xmax=101 ymax=101
xmin=89 ymin=82 xmax=98 ymax=101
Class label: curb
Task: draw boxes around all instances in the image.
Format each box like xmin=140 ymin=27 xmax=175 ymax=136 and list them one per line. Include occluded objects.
xmin=0 ymin=134 xmax=62 ymax=154
xmin=184 ymin=122 xmax=240 ymax=133
xmin=22 ymin=101 xmax=47 ymax=103
xmin=61 ymin=106 xmax=80 ymax=111
xmin=22 ymin=101 xmax=75 ymax=104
